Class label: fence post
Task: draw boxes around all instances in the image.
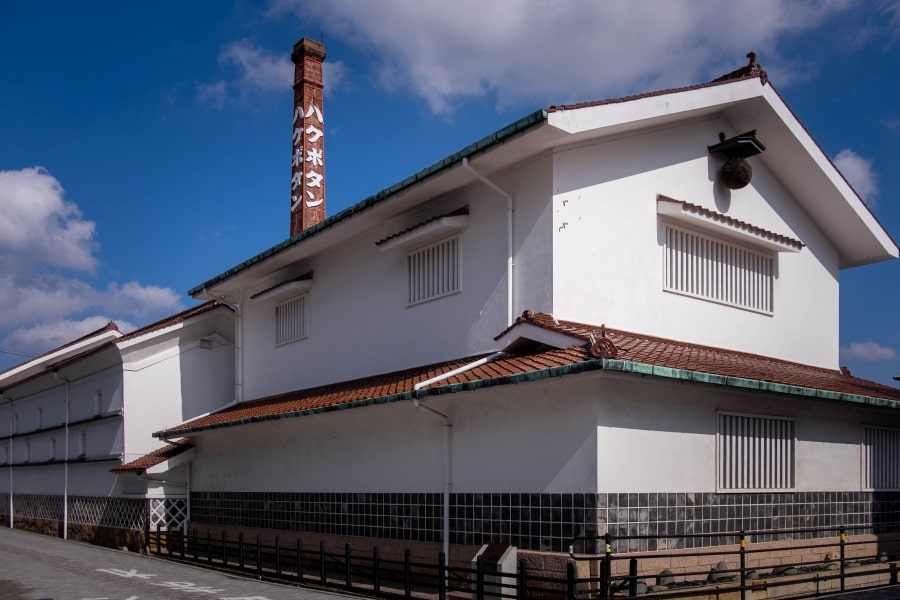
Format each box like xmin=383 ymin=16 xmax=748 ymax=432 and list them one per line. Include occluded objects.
xmin=256 ymin=534 xmax=262 ymax=574
xmin=517 ymin=557 xmax=528 ymax=600
xmin=207 ymin=529 xmax=212 ymax=564
xmin=297 ymin=539 xmax=303 ymax=581
xmin=345 ymin=543 xmax=352 ymax=589
xmin=405 ymin=548 xmax=412 ymax=599
xmin=840 ymin=527 xmax=846 ymax=592
xmin=567 ymin=560 xmax=577 ymax=600
xmin=476 ymin=556 xmax=484 ymax=600
xmin=601 ymin=532 xmax=613 ymax=600
xmin=156 ymin=524 xmax=161 ymax=556
xmin=275 ymin=536 xmax=281 ymax=576
xmin=319 ymin=540 xmax=326 ymax=584
xmin=373 ymin=546 xmax=381 ymax=595
xmin=193 ymin=529 xmax=198 ymax=561
xmin=180 ymin=528 xmax=185 ymax=559
xmin=438 ymin=551 xmax=446 ymax=600
xmin=628 ymin=558 xmax=638 ymax=598
xmin=221 ymin=531 xmax=227 ymax=566
xmin=739 ymin=530 xmax=746 ymax=600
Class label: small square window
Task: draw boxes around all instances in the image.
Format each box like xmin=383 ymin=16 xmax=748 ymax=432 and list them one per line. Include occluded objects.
xmin=862 ymin=427 xmax=900 ymax=490
xmin=407 ymin=236 xmax=461 ymax=305
xmin=275 ymin=295 xmax=308 ymax=345
xmin=717 ymin=412 xmax=794 ymax=491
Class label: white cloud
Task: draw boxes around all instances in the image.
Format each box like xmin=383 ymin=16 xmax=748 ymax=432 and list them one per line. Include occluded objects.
xmin=0 ymin=167 xmax=97 ymax=275
xmin=268 ymin=0 xmax=854 ymax=113
xmin=198 ymin=39 xmax=345 ymax=108
xmin=833 ymin=149 xmax=879 ymax=207
xmin=196 ymin=80 xmax=228 ymax=109
xmin=0 ymin=167 xmax=184 ymax=364
xmin=840 ymin=341 xmax=897 ymax=361
xmin=220 ymin=39 xmax=294 ymax=92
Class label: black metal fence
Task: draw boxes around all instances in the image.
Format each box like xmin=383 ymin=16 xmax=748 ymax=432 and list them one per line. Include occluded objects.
xmin=148 ymin=523 xmax=900 ymax=600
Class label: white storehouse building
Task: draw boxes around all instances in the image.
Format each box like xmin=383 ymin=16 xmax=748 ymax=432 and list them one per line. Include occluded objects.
xmin=141 ymin=45 xmax=900 ymax=566
xmin=0 ymin=301 xmax=233 ymax=547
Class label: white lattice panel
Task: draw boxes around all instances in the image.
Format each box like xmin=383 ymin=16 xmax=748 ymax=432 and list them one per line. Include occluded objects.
xmin=149 ymin=498 xmax=188 ymax=531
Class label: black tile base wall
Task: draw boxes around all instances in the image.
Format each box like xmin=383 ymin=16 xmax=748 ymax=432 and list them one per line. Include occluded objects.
xmin=189 ymin=490 xmax=900 ymax=553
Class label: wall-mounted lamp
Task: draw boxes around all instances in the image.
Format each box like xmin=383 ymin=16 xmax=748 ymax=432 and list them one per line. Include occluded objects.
xmin=708 ymin=130 xmax=766 ymax=189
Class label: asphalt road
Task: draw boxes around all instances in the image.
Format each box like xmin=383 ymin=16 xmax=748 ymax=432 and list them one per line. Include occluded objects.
xmin=0 ymin=527 xmax=359 ymax=600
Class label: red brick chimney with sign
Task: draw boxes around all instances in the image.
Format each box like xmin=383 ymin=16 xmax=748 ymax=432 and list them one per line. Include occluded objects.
xmin=290 ymin=38 xmax=326 ymax=236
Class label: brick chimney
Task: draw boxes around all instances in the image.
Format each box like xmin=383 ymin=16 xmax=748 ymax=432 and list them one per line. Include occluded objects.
xmin=290 ymin=38 xmax=327 ymax=236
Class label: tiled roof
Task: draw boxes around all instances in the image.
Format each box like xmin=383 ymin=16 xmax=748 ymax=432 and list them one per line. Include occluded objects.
xmin=250 ymin=272 xmax=313 ymax=300
xmin=375 ymin=206 xmax=469 ymax=246
xmin=509 ymin=312 xmax=900 ymax=401
xmin=0 ymin=302 xmax=231 ymax=392
xmin=657 ymin=195 xmax=804 ymax=250
xmin=0 ymin=321 xmax=120 ymax=379
xmin=112 ymin=439 xmax=193 ymax=473
xmin=156 ymin=312 xmax=900 ymax=438
xmin=50 ymin=301 xmax=231 ymax=371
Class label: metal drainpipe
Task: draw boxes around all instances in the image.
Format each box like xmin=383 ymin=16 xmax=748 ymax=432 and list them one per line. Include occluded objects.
xmin=462 ymin=157 xmax=514 ymax=325
xmin=412 ymin=398 xmax=452 ymax=566
xmin=54 ymin=372 xmax=70 ymax=539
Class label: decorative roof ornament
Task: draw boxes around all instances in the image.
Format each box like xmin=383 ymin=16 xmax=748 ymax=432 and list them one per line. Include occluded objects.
xmin=589 ymin=325 xmax=618 ymax=359
xmin=712 ymin=51 xmax=768 ymax=85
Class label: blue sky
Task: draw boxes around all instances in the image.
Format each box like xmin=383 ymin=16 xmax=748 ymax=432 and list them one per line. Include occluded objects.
xmin=0 ymin=0 xmax=898 ymax=386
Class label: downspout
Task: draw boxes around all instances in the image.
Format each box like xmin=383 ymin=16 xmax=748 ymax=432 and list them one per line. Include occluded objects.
xmin=411 ymin=397 xmax=452 ymax=568
xmin=204 ymin=291 xmax=242 ymax=405
xmin=412 ymin=350 xmax=506 ymax=574
xmin=54 ymin=372 xmax=70 ymax=539
xmin=462 ymin=157 xmax=514 ymax=326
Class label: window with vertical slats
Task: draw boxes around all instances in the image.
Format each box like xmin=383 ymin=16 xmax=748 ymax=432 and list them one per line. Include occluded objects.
xmin=664 ymin=224 xmax=774 ymax=314
xmin=862 ymin=427 xmax=900 ymax=490
xmin=407 ymin=236 xmax=461 ymax=306
xmin=275 ymin=295 xmax=307 ymax=345
xmin=718 ymin=412 xmax=795 ymax=491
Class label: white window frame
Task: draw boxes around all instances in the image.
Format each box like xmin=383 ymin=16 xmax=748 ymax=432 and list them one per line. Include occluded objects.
xmin=275 ymin=294 xmax=308 ymax=346
xmin=862 ymin=426 xmax=900 ymax=491
xmin=663 ymin=224 xmax=775 ymax=315
xmin=717 ymin=411 xmax=795 ymax=492
xmin=406 ymin=235 xmax=461 ymax=306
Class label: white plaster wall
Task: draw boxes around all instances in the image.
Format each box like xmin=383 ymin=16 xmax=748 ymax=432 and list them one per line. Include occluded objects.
xmin=190 ymin=376 xmax=598 ymax=493
xmin=192 ymin=372 xmax=900 ymax=497
xmin=241 ymin=159 xmax=555 ymax=399
xmin=69 ymin=417 xmax=123 ymax=459
xmin=68 ymin=369 xmax=124 ymax=422
xmin=122 ymin=340 xmax=233 ymax=458
xmin=594 ymin=374 xmax=900 ymax=492
xmin=551 ymin=117 xmax=840 ymax=368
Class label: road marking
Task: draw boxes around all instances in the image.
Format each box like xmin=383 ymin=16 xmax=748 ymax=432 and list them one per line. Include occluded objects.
xmin=96 ymin=568 xmax=156 ymax=579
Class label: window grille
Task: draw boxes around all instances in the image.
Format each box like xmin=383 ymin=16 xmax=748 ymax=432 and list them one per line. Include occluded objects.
xmin=718 ymin=412 xmax=794 ymax=491
xmin=862 ymin=427 xmax=900 ymax=490
xmin=275 ymin=295 xmax=307 ymax=345
xmin=664 ymin=224 xmax=774 ymax=314
xmin=407 ymin=236 xmax=461 ymax=305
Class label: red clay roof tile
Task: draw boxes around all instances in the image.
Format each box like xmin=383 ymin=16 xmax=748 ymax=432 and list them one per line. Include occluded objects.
xmin=112 ymin=439 xmax=192 ymax=473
